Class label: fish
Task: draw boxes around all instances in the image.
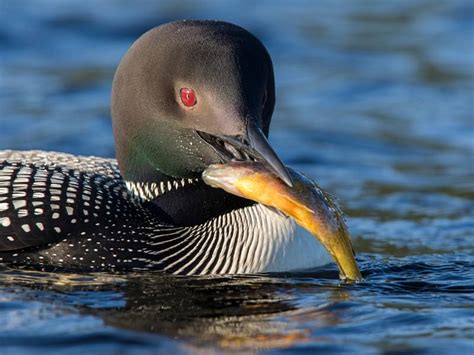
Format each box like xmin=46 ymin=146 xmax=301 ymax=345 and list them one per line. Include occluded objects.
xmin=202 ymin=161 xmax=362 ymax=281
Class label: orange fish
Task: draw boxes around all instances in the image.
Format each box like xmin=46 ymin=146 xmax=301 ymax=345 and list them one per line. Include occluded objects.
xmin=203 ymin=162 xmax=362 ymax=281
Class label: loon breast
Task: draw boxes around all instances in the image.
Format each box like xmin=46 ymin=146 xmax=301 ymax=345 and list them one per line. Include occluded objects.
xmin=0 ymin=150 xmax=329 ymax=274
xmin=214 ymin=204 xmax=330 ymax=274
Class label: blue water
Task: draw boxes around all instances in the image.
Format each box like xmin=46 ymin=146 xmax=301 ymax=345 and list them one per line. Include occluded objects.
xmin=1 ymin=0 xmax=473 ymax=353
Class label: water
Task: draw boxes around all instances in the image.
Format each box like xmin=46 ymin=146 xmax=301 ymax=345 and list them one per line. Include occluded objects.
xmin=0 ymin=0 xmax=473 ymax=353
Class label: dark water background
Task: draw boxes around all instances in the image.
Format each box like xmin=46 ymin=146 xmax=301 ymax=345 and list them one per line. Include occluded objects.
xmin=1 ymin=0 xmax=473 ymax=353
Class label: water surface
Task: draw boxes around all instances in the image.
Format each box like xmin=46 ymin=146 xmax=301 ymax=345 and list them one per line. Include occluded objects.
xmin=0 ymin=0 xmax=473 ymax=353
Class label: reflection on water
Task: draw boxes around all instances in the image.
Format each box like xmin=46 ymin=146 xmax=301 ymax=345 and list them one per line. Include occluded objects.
xmin=1 ymin=254 xmax=473 ymax=352
xmin=0 ymin=0 xmax=473 ymax=353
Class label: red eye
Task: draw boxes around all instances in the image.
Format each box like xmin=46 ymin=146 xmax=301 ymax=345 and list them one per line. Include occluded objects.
xmin=180 ymin=87 xmax=197 ymax=107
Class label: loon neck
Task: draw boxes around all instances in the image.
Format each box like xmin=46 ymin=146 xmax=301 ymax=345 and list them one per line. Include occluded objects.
xmin=125 ymin=177 xmax=201 ymax=201
xmin=126 ymin=176 xmax=253 ymax=227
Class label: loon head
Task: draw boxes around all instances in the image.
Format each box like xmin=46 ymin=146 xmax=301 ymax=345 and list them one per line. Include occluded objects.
xmin=111 ymin=20 xmax=291 ymax=186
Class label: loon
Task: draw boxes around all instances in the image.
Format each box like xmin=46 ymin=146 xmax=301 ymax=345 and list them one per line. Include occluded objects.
xmin=0 ymin=20 xmax=331 ymax=274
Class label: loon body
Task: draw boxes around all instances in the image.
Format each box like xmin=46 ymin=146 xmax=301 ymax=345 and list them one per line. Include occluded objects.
xmin=0 ymin=21 xmax=330 ymax=274
xmin=0 ymin=150 xmax=328 ymax=272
